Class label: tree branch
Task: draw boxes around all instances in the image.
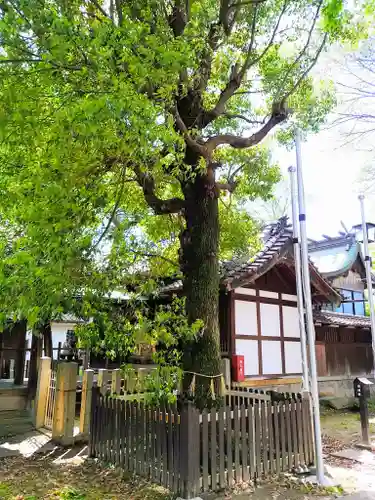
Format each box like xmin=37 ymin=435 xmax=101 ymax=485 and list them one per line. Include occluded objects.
xmin=279 ymin=0 xmax=323 ymax=90
xmin=205 ymin=103 xmax=288 ymax=153
xmin=223 ymin=113 xmax=264 ymax=125
xmin=134 ymin=165 xmax=186 ymax=214
xmin=174 ymin=107 xmax=207 ymax=156
xmin=281 ymin=33 xmax=328 ymax=104
xmin=129 ymin=249 xmax=178 ymax=267
xmin=168 ymin=0 xmax=188 ymax=36
xmin=89 ymin=0 xmax=111 ymax=19
xmin=202 ymin=0 xmax=288 ymax=127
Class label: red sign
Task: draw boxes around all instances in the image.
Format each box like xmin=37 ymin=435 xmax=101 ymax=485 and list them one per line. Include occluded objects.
xmin=232 ymin=355 xmax=245 ymax=382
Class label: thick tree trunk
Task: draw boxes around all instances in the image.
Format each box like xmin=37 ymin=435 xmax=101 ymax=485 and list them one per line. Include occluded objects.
xmin=181 ymin=170 xmax=222 ymax=407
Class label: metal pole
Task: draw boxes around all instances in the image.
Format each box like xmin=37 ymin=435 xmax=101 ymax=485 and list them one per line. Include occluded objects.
xmin=288 ymin=166 xmax=310 ymax=392
xmin=358 ymin=194 xmax=375 ymax=377
xmin=295 ymin=129 xmax=326 ymax=485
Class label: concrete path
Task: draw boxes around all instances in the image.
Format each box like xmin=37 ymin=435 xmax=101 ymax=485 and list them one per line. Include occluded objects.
xmin=0 ymin=410 xmax=34 ymax=440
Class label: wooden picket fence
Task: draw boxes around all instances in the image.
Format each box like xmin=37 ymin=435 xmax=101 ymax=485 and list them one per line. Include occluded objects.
xmin=89 ymin=388 xmax=314 ymax=497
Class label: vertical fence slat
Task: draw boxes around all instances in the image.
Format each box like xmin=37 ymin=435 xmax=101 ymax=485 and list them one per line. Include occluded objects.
xmin=139 ymin=402 xmax=145 ymax=476
xmin=120 ymin=400 xmax=125 ymax=468
xmin=261 ymin=400 xmax=268 ymax=475
xmin=241 ymin=404 xmax=249 ymax=483
xmin=290 ymin=398 xmax=299 ymax=470
xmin=285 ymin=399 xmax=293 ymax=471
xmin=255 ymin=402 xmax=261 ymax=479
xmin=151 ymin=408 xmax=156 ymax=482
xmin=226 ymin=405 xmax=233 ymax=488
xmin=306 ymin=398 xmax=314 ymax=465
xmin=167 ymin=406 xmax=173 ymax=490
xmin=210 ymin=406 xmax=217 ymax=490
xmin=156 ymin=407 xmax=162 ymax=484
xmin=218 ymin=405 xmax=225 ymax=489
xmin=173 ymin=407 xmax=180 ymax=494
xmin=202 ymin=409 xmax=209 ymax=492
xmin=273 ymin=402 xmax=281 ymax=476
xmin=162 ymin=406 xmax=168 ymax=489
xmin=268 ymin=401 xmax=275 ymax=476
xmin=127 ymin=401 xmax=133 ymax=472
xmin=233 ymin=404 xmax=241 ymax=482
xmin=247 ymin=403 xmax=255 ymax=480
xmin=280 ymin=401 xmax=287 ymax=472
xmin=296 ymin=397 xmax=304 ymax=467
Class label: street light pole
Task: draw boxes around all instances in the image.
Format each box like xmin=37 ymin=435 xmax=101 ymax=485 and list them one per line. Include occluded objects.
xmin=358 ymin=194 xmax=375 ymax=377
xmin=295 ymin=129 xmax=326 ymax=485
xmin=288 ymin=166 xmax=310 ymax=392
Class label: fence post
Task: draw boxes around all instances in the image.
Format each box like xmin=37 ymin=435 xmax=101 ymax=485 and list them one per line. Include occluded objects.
xmin=97 ymin=368 xmax=110 ymax=396
xmin=111 ymin=369 xmax=121 ymax=395
xmin=79 ymin=369 xmax=94 ymax=438
xmin=52 ymin=361 xmax=77 ymax=446
xmin=33 ymin=356 xmax=51 ymax=429
xmin=179 ymin=401 xmax=200 ymax=499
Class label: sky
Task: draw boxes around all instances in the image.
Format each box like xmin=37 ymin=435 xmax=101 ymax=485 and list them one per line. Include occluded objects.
xmin=267 ymin=44 xmax=375 ymax=240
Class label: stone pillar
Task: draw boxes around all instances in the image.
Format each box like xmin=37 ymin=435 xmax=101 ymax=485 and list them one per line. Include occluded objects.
xmin=52 ymin=362 xmax=77 ymax=446
xmin=79 ymin=369 xmax=94 ymax=438
xmin=34 ymin=357 xmax=51 ymax=429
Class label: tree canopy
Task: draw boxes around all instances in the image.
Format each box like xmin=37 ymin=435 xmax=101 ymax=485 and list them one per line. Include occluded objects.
xmin=0 ymin=0 xmax=371 ymax=403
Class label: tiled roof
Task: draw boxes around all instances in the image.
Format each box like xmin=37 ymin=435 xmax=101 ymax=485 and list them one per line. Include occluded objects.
xmin=221 ymin=216 xmax=293 ymax=289
xmin=313 ymin=310 xmax=371 ymax=329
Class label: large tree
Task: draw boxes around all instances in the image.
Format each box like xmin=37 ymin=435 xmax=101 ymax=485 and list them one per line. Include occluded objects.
xmin=0 ymin=0 xmax=368 ymax=402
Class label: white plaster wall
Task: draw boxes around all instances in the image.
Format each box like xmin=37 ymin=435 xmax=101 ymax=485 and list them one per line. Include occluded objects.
xmin=282 ymin=294 xmax=297 ymax=302
xmin=260 ymin=303 xmax=280 ymax=337
xmin=282 ymin=306 xmax=300 ymax=338
xmin=259 ymin=290 xmax=278 ymax=299
xmin=284 ymin=341 xmax=302 ymax=374
xmin=25 ymin=322 xmax=79 ymax=361
xmin=236 ymin=339 xmax=259 ymax=376
xmin=234 ymin=287 xmax=256 ymax=296
xmin=262 ymin=341 xmax=282 ymax=374
xmin=234 ymin=300 xmax=257 ymax=336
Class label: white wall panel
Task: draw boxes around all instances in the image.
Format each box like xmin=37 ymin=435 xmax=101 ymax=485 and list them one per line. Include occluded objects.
xmin=284 ymin=341 xmax=302 ymax=374
xmin=235 ymin=300 xmax=257 ymax=336
xmin=260 ymin=303 xmax=280 ymax=337
xmin=236 ymin=339 xmax=259 ymax=376
xmin=262 ymin=341 xmax=282 ymax=374
xmin=235 ymin=287 xmax=256 ymax=296
xmin=282 ymin=294 xmax=297 ymax=302
xmin=282 ymin=306 xmax=300 ymax=338
xmin=259 ymin=290 xmax=279 ymax=299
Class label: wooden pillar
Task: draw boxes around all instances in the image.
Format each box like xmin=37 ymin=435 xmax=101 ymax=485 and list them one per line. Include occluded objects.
xmin=79 ymin=369 xmax=94 ymax=438
xmin=34 ymin=356 xmax=52 ymax=429
xmin=42 ymin=322 xmax=53 ymax=358
xmin=97 ymin=369 xmax=110 ymax=396
xmin=28 ymin=333 xmax=43 ymax=400
xmin=52 ymin=362 xmax=77 ymax=446
xmin=14 ymin=320 xmax=27 ymax=386
xmin=180 ymin=401 xmax=200 ymax=498
xmin=111 ymin=369 xmax=121 ymax=395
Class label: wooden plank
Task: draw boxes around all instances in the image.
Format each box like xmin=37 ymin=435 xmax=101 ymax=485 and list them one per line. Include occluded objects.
xmin=304 ymin=398 xmax=314 ymax=465
xmin=138 ymin=402 xmax=145 ymax=476
xmin=273 ymin=402 xmax=281 ymax=476
xmin=285 ymin=400 xmax=293 ymax=471
xmin=202 ymin=409 xmax=209 ymax=492
xmin=210 ymin=406 xmax=217 ymax=490
xmin=268 ymin=402 xmax=275 ymax=476
xmin=254 ymin=402 xmax=262 ymax=479
xmin=162 ymin=406 xmax=168 ymax=488
xmin=173 ymin=407 xmax=180 ymax=494
xmin=126 ymin=401 xmax=133 ymax=472
xmin=240 ymin=404 xmax=249 ymax=482
xmin=226 ymin=405 xmax=233 ymax=488
xmin=156 ymin=407 xmax=162 ymax=484
xmin=290 ymin=398 xmax=299 ymax=469
xmin=296 ymin=398 xmax=304 ymax=468
xmin=120 ymin=400 xmax=126 ymax=468
xmin=233 ymin=404 xmax=241 ymax=483
xmin=261 ymin=400 xmax=268 ymax=475
xmin=247 ymin=403 xmax=255 ymax=480
xmin=109 ymin=397 xmax=114 ymax=464
xmin=167 ymin=406 xmax=174 ymax=490
xmin=151 ymin=408 xmax=156 ymax=482
xmin=218 ymin=405 xmax=225 ymax=489
xmin=280 ymin=402 xmax=287 ymax=472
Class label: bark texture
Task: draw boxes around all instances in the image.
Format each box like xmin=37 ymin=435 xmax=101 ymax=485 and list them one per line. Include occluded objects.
xmin=180 ymin=164 xmax=222 ymax=407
